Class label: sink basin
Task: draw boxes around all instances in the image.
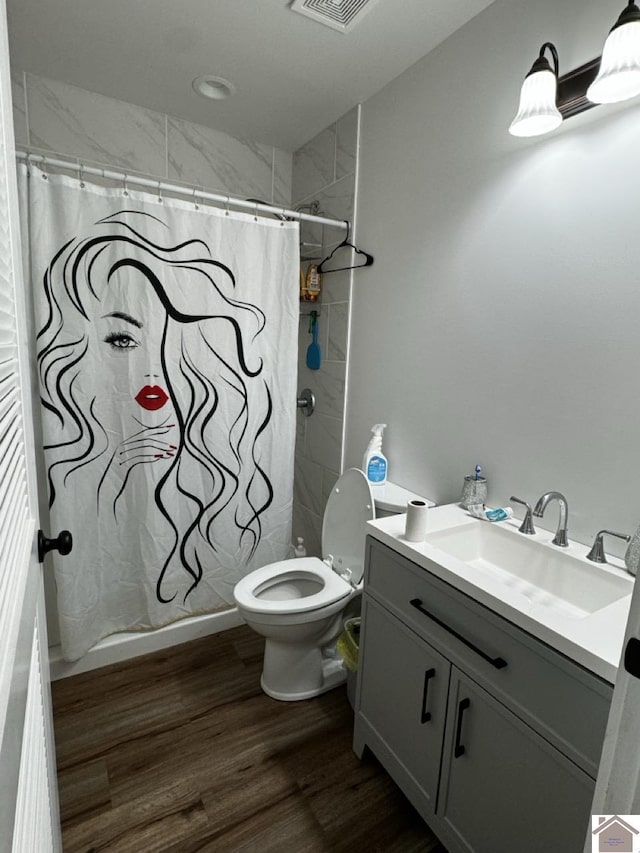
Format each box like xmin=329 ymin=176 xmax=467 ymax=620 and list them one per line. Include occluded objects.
xmin=425 ymin=522 xmax=633 ymax=619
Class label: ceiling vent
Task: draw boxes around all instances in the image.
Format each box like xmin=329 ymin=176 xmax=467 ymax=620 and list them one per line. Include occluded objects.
xmin=290 ymin=0 xmax=381 ymax=34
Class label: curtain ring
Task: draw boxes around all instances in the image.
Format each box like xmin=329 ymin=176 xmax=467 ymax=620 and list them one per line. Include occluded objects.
xmin=158 ymin=181 xmax=163 ymax=203
xmin=225 ymin=195 xmax=230 ymax=216
xmin=254 ymin=201 xmax=259 ymax=222
xmin=41 ymin=156 xmax=48 ymax=180
xmin=123 ymin=173 xmax=129 ymax=197
xmin=25 ymin=152 xmax=31 ymax=177
xmin=79 ymin=162 xmax=85 ymax=188
xmin=193 ymin=187 xmax=199 ymax=210
xmin=280 ymin=207 xmax=286 ymax=225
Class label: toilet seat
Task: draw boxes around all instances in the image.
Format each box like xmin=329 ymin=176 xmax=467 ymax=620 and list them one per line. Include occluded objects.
xmin=233 ymin=557 xmax=352 ymax=616
xmin=233 ymin=469 xmax=373 ymax=621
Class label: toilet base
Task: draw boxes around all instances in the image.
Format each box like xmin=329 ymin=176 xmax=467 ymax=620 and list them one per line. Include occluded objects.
xmin=260 ymin=639 xmax=347 ymax=701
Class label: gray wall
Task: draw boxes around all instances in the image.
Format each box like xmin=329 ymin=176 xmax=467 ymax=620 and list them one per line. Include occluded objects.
xmin=291 ymin=107 xmax=359 ymax=555
xmin=346 ymin=0 xmax=640 ymax=554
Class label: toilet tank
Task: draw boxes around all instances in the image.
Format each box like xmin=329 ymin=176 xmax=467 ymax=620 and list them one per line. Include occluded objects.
xmin=369 ymin=480 xmax=434 ymax=518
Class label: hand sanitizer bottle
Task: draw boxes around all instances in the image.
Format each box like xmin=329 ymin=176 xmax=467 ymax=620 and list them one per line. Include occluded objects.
xmin=362 ymin=424 xmax=388 ymax=485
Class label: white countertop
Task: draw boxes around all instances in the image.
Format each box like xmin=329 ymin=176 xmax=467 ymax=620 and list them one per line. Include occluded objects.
xmin=366 ymin=504 xmax=635 ymax=684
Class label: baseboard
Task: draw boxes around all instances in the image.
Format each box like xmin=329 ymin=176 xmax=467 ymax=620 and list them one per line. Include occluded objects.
xmin=48 ymin=607 xmax=245 ymax=680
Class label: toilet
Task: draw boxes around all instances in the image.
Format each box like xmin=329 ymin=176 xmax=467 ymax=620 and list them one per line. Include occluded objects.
xmin=233 ymin=469 xmax=431 ymax=701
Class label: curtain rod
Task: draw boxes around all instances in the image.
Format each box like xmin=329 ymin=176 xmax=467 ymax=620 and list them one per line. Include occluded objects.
xmin=14 ymin=150 xmax=349 ymax=231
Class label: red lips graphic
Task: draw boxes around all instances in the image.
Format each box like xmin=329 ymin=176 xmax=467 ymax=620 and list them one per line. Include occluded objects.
xmin=135 ymin=385 xmax=169 ymax=411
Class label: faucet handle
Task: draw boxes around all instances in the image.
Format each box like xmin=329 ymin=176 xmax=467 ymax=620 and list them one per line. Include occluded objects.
xmin=510 ymin=496 xmax=536 ymax=535
xmin=586 ymin=530 xmax=631 ymax=564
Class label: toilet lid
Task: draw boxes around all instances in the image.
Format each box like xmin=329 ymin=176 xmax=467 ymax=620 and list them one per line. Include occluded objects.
xmin=322 ymin=468 xmax=374 ymax=586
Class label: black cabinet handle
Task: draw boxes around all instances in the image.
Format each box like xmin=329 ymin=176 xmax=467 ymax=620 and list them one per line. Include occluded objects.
xmin=454 ymin=698 xmax=471 ymax=758
xmin=410 ymin=599 xmax=507 ymax=670
xmin=37 ymin=529 xmax=73 ymax=563
xmin=420 ymin=668 xmax=436 ymax=724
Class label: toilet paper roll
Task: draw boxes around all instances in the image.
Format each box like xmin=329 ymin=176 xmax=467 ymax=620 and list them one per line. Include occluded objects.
xmin=405 ymin=499 xmax=429 ymax=542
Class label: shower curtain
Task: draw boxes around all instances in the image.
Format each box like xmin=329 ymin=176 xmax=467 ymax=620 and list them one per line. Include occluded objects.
xmin=18 ymin=164 xmax=299 ymax=661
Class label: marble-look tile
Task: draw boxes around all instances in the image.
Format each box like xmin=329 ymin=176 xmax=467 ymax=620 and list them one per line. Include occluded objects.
xmin=307 ymin=360 xmax=345 ymax=420
xmin=294 ymin=455 xmax=325 ymax=516
xmin=273 ymin=147 xmax=293 ymax=206
xmin=336 ymin=107 xmax=359 ymax=180
xmin=297 ymin=174 xmax=355 ymax=259
xmin=27 ymin=74 xmax=167 ymax=174
xmin=11 ymin=70 xmax=27 ymax=146
xmin=297 ymin=361 xmax=324 ymax=408
xmin=292 ymin=125 xmax=336 ymax=204
xmin=322 ymin=265 xmax=353 ymax=304
xmin=299 ymin=218 xmax=324 ymax=264
xmin=168 ymin=117 xmax=273 ymax=200
xmin=296 ymin=409 xmax=307 ymax=449
xmin=327 ymin=302 xmax=349 ymax=361
xmin=315 ymin=172 xmax=355 ymax=227
xmin=296 ymin=206 xmax=344 ymax=253
xmin=298 ymin=311 xmax=328 ymax=373
xmin=305 ymin=413 xmax=343 ymax=472
xmin=321 ymin=468 xmax=340 ymax=509
xmin=292 ymin=502 xmax=322 ymax=556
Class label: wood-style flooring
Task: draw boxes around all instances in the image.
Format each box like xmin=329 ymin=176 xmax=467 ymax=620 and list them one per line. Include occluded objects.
xmin=52 ymin=625 xmax=448 ymax=853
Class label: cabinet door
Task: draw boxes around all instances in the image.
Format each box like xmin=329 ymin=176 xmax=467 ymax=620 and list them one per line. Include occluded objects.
xmin=438 ymin=670 xmax=594 ymax=853
xmin=356 ymin=597 xmax=450 ymax=809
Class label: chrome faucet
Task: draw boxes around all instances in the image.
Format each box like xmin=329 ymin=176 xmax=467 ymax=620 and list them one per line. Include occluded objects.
xmin=586 ymin=529 xmax=630 ymax=564
xmin=510 ymin=496 xmax=536 ymax=534
xmin=533 ymin=491 xmax=569 ymax=547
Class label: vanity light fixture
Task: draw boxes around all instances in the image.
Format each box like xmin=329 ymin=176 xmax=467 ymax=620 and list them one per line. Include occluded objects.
xmin=509 ymin=43 xmax=563 ymax=137
xmin=509 ymin=1 xmax=640 ymax=138
xmin=587 ymin=0 xmax=640 ymax=103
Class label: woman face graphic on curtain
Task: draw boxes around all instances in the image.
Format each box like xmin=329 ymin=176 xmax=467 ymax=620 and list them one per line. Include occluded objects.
xmin=85 ymin=266 xmax=179 ymax=489
xmin=38 ymin=210 xmax=274 ymax=604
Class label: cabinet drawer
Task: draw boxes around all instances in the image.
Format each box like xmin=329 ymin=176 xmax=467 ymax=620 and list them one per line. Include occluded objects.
xmin=365 ymin=537 xmax=612 ymax=777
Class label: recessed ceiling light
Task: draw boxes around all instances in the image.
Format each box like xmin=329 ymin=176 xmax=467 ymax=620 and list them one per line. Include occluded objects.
xmin=192 ymin=75 xmax=236 ymax=100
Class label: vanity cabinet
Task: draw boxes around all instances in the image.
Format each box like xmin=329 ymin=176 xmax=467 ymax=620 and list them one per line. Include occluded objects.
xmin=357 ymin=598 xmax=449 ymax=810
xmin=353 ymin=537 xmax=613 ymax=853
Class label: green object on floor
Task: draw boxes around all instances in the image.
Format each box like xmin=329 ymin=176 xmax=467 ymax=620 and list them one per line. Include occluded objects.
xmin=337 ymin=617 xmax=361 ymax=672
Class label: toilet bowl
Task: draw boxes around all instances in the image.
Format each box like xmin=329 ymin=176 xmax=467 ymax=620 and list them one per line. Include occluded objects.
xmin=233 ymin=469 xmax=431 ymax=701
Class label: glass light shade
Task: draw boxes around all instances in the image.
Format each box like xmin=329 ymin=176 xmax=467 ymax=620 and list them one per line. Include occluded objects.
xmin=509 ymin=69 xmax=562 ymax=137
xmin=587 ymin=20 xmax=640 ymax=103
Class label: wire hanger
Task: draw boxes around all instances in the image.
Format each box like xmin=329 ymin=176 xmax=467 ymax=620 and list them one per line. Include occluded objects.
xmin=317 ymin=220 xmax=374 ymax=274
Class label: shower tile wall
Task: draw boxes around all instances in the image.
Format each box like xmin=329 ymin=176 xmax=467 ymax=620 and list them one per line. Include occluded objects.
xmin=292 ymin=107 xmax=359 ymax=556
xmin=11 ymin=71 xmax=293 ymax=204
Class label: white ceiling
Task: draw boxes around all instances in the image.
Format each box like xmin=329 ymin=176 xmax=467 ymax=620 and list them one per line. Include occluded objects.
xmin=6 ymin=0 xmax=495 ymax=152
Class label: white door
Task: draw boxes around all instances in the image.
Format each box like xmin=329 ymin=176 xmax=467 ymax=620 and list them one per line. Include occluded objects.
xmin=0 ymin=0 xmax=61 ymax=848
xmin=589 ymin=578 xmax=640 ymax=826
